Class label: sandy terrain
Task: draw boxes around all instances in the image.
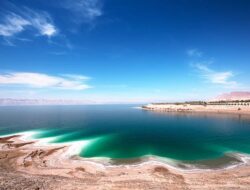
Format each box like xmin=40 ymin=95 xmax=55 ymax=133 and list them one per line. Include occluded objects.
xmin=143 ymin=103 xmax=250 ymax=115
xmin=0 ymin=135 xmax=250 ymax=189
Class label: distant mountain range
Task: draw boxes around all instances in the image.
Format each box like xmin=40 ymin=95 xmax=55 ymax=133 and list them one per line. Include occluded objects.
xmin=213 ymin=92 xmax=250 ymax=101
xmin=1 ymin=92 xmax=250 ymax=105
xmin=0 ymin=99 xmax=96 ymax=105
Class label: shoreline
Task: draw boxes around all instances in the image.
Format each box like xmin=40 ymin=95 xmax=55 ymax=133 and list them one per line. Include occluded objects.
xmin=1 ymin=134 xmax=250 ymax=189
xmin=1 ymin=131 xmax=249 ymax=171
xmin=142 ymin=103 xmax=250 ymax=116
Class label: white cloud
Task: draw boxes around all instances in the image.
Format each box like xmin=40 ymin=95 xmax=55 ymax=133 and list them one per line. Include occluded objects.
xmin=0 ymin=72 xmax=91 ymax=90
xmin=0 ymin=8 xmax=57 ymax=38
xmin=187 ymin=49 xmax=203 ymax=57
xmin=62 ymin=0 xmax=102 ymax=22
xmin=193 ymin=63 xmax=239 ymax=88
xmin=23 ymin=8 xmax=57 ymax=37
xmin=0 ymin=13 xmax=30 ymax=37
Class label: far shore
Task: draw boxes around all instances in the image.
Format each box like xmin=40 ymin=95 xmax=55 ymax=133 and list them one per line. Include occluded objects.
xmin=1 ymin=134 xmax=250 ymax=189
xmin=142 ymin=101 xmax=250 ymax=116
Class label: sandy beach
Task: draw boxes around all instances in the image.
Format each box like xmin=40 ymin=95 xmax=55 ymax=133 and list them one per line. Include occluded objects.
xmin=142 ymin=103 xmax=250 ymax=115
xmin=0 ymin=135 xmax=250 ymax=190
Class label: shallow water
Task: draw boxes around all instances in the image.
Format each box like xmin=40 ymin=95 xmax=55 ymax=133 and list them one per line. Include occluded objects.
xmin=0 ymin=105 xmax=250 ymax=168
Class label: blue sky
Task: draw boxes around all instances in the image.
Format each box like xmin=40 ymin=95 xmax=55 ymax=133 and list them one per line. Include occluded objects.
xmin=0 ymin=0 xmax=250 ymax=103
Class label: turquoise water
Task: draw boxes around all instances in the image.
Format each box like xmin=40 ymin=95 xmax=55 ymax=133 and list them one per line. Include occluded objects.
xmin=1 ymin=105 xmax=250 ymax=167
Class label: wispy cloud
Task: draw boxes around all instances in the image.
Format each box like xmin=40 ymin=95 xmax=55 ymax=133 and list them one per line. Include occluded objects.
xmin=0 ymin=72 xmax=91 ymax=90
xmin=0 ymin=7 xmax=57 ymax=40
xmin=23 ymin=8 xmax=57 ymax=37
xmin=61 ymin=0 xmax=103 ymax=23
xmin=187 ymin=48 xmax=203 ymax=57
xmin=192 ymin=63 xmax=239 ymax=88
xmin=0 ymin=13 xmax=30 ymax=37
xmin=61 ymin=74 xmax=90 ymax=80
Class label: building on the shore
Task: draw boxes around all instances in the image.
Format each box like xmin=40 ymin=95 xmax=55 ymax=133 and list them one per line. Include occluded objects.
xmin=150 ymin=100 xmax=250 ymax=107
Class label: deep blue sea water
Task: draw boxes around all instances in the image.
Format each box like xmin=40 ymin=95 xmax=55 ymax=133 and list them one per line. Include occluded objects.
xmin=1 ymin=105 xmax=250 ymax=167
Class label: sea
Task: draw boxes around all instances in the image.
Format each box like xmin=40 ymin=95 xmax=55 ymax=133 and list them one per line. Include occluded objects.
xmin=1 ymin=104 xmax=250 ymax=170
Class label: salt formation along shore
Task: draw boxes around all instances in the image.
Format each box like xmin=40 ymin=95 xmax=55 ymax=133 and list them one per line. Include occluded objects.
xmin=1 ymin=132 xmax=250 ymax=189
